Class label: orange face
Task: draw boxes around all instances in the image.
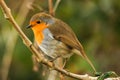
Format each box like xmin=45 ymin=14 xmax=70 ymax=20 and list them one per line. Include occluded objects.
xmin=30 ymin=20 xmax=47 ymax=33
xmin=29 ymin=20 xmax=48 ymax=44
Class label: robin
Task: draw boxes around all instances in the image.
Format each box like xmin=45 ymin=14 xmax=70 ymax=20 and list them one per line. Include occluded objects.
xmin=26 ymin=12 xmax=96 ymax=72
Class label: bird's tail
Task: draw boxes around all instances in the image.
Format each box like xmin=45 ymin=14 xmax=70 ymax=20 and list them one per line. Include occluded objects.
xmin=72 ymin=49 xmax=96 ymax=72
xmin=82 ymin=52 xmax=96 ymax=72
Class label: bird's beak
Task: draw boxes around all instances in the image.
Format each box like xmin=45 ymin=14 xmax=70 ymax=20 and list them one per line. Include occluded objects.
xmin=26 ymin=25 xmax=32 ymax=29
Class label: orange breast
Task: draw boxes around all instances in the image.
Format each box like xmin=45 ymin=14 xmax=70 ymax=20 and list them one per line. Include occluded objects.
xmin=33 ymin=31 xmax=43 ymax=44
xmin=31 ymin=22 xmax=47 ymax=44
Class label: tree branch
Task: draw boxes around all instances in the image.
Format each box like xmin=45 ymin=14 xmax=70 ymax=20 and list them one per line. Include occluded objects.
xmin=48 ymin=0 xmax=54 ymax=16
xmin=1 ymin=1 xmax=35 ymax=80
xmin=53 ymin=0 xmax=61 ymax=13
xmin=0 ymin=0 xmax=119 ymax=80
xmin=48 ymin=0 xmax=61 ymax=16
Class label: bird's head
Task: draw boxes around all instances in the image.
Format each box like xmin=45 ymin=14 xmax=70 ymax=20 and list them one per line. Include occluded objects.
xmin=26 ymin=12 xmax=55 ymax=33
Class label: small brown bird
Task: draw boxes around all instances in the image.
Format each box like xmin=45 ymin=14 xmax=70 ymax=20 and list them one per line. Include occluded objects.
xmin=27 ymin=12 xmax=96 ymax=72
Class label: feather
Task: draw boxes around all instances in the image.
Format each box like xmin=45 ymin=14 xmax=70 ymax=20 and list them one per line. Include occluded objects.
xmin=48 ymin=18 xmax=96 ymax=72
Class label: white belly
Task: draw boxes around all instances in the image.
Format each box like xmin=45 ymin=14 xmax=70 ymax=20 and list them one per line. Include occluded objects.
xmin=39 ymin=29 xmax=60 ymax=58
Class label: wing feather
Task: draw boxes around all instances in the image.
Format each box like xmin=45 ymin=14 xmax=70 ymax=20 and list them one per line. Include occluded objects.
xmin=48 ymin=18 xmax=96 ymax=72
xmin=48 ymin=18 xmax=84 ymax=53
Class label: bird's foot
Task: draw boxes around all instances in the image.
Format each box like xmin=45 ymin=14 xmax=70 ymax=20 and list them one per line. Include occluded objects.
xmin=49 ymin=56 xmax=61 ymax=62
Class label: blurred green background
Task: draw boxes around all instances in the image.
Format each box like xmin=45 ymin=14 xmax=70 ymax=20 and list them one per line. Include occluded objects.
xmin=0 ymin=0 xmax=120 ymax=80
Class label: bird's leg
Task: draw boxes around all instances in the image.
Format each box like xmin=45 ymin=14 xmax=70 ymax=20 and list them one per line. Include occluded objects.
xmin=49 ymin=55 xmax=61 ymax=62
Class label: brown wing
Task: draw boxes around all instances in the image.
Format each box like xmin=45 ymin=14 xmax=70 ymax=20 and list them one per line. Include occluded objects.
xmin=48 ymin=18 xmax=84 ymax=54
xmin=48 ymin=18 xmax=96 ymax=72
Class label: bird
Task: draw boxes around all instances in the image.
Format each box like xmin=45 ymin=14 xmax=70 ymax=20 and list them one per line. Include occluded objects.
xmin=26 ymin=12 xmax=96 ymax=72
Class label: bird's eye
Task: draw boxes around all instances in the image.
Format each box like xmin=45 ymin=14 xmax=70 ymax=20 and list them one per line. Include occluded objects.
xmin=36 ymin=21 xmax=41 ymax=24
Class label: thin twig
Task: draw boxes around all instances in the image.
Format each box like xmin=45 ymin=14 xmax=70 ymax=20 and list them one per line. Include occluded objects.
xmin=1 ymin=0 xmax=35 ymax=80
xmin=0 ymin=0 xmax=43 ymax=61
xmin=0 ymin=0 xmax=120 ymax=80
xmin=48 ymin=0 xmax=54 ymax=16
xmin=53 ymin=0 xmax=61 ymax=13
